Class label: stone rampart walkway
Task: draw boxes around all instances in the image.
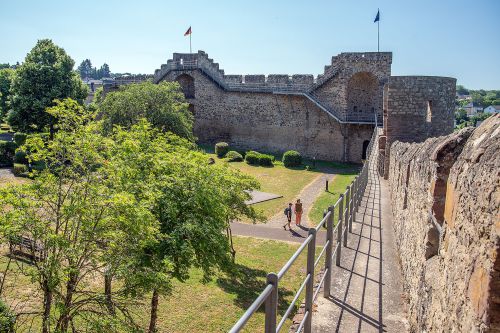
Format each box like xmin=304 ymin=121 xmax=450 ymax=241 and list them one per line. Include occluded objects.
xmin=312 ymin=152 xmax=408 ymax=332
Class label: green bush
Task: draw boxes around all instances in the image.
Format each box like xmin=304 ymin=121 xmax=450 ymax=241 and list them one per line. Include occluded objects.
xmin=245 ymin=151 xmax=274 ymax=166
xmin=0 ymin=140 xmax=17 ymax=167
xmin=258 ymin=153 xmax=274 ymax=166
xmin=0 ymin=299 xmax=15 ymax=332
xmin=215 ymin=142 xmax=229 ymax=158
xmin=245 ymin=151 xmax=260 ymax=165
xmin=225 ymin=150 xmax=243 ymax=162
xmin=13 ymin=132 xmax=27 ymax=146
xmin=31 ymin=160 xmax=46 ymax=172
xmin=13 ymin=163 xmax=28 ymax=177
xmin=14 ymin=150 xmax=27 ymax=164
xmin=282 ymin=150 xmax=302 ymax=167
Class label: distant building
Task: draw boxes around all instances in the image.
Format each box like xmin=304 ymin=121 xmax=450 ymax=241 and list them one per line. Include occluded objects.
xmin=456 ymin=94 xmax=472 ymax=101
xmin=463 ymin=102 xmax=483 ymax=116
xmin=484 ymin=105 xmax=500 ymax=114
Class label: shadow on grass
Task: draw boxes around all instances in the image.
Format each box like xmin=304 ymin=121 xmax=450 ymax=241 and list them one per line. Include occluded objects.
xmin=217 ymin=263 xmax=295 ymax=314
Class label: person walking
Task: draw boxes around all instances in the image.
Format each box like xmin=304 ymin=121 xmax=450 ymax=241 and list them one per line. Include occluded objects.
xmin=295 ymin=199 xmax=303 ymax=226
xmin=283 ymin=203 xmax=293 ymax=230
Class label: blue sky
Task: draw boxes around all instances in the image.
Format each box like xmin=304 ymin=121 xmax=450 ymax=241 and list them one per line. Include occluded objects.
xmin=1 ymin=0 xmax=499 ymax=89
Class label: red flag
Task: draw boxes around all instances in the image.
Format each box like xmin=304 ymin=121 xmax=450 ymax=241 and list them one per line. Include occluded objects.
xmin=184 ymin=26 xmax=192 ymax=36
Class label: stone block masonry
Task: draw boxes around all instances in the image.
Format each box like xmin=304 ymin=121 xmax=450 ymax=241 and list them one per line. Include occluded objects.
xmin=153 ymin=51 xmax=394 ymax=163
xmin=387 ymin=114 xmax=500 ymax=332
xmin=152 ymin=50 xmax=456 ymax=164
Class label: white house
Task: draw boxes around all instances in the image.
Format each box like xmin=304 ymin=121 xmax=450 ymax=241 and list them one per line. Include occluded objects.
xmin=463 ymin=102 xmax=483 ymax=116
xmin=484 ymin=105 xmax=500 ymax=114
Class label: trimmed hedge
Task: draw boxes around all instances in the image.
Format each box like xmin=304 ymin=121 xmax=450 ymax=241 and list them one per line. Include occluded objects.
xmin=14 ymin=150 xmax=27 ymax=164
xmin=31 ymin=160 xmax=46 ymax=172
xmin=282 ymin=150 xmax=302 ymax=167
xmin=13 ymin=163 xmax=28 ymax=177
xmin=215 ymin=142 xmax=229 ymax=158
xmin=226 ymin=150 xmax=243 ymax=162
xmin=245 ymin=151 xmax=260 ymax=165
xmin=245 ymin=151 xmax=274 ymax=166
xmin=13 ymin=132 xmax=27 ymax=146
xmin=258 ymin=153 xmax=274 ymax=166
xmin=0 ymin=140 xmax=17 ymax=167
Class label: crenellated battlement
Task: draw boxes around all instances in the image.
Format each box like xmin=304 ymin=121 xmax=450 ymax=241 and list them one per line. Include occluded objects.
xmin=154 ymin=50 xmax=392 ymax=96
xmin=154 ymin=50 xmax=329 ymax=91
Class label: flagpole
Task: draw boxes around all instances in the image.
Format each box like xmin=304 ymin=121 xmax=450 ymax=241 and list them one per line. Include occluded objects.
xmin=377 ymin=9 xmax=380 ymax=52
xmin=190 ymin=33 xmax=192 ymax=54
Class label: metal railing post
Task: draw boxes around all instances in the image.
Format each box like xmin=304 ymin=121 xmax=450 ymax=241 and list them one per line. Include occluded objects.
xmin=353 ymin=176 xmax=358 ymax=215
xmin=336 ymin=195 xmax=343 ymax=266
xmin=344 ymin=186 xmax=351 ymax=246
xmin=323 ymin=206 xmax=334 ymax=297
xmin=304 ymin=229 xmax=316 ymax=333
xmin=264 ymin=273 xmax=278 ymax=333
xmin=348 ymin=184 xmax=354 ymax=239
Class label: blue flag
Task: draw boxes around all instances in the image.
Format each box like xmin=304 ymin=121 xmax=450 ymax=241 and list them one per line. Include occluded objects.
xmin=374 ymin=10 xmax=380 ymax=23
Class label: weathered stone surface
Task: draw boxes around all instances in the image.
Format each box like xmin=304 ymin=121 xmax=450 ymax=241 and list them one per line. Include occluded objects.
xmin=388 ymin=114 xmax=500 ymax=332
xmin=379 ymin=76 xmax=457 ymax=178
xmin=153 ymin=51 xmax=394 ymax=163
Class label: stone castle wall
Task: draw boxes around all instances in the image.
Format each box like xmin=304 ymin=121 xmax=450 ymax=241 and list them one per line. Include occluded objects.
xmin=154 ymin=51 xmax=393 ymax=163
xmin=161 ymin=68 xmax=373 ymax=162
xmin=387 ymin=114 xmax=500 ymax=332
xmin=379 ymin=76 xmax=456 ymax=177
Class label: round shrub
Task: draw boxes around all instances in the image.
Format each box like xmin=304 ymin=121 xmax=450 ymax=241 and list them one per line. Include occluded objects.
xmin=282 ymin=150 xmax=302 ymax=167
xmin=0 ymin=141 xmax=17 ymax=167
xmin=215 ymin=142 xmax=229 ymax=158
xmin=226 ymin=150 xmax=243 ymax=162
xmin=13 ymin=163 xmax=28 ymax=177
xmin=31 ymin=160 xmax=46 ymax=172
xmin=0 ymin=299 xmax=15 ymax=333
xmin=14 ymin=150 xmax=27 ymax=164
xmin=258 ymin=153 xmax=274 ymax=166
xmin=245 ymin=151 xmax=260 ymax=165
xmin=13 ymin=132 xmax=27 ymax=146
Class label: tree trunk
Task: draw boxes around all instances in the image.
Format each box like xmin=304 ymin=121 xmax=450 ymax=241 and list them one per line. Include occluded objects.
xmin=42 ymin=280 xmax=53 ymax=333
xmin=56 ymin=272 xmax=77 ymax=333
xmin=104 ymin=272 xmax=115 ymax=315
xmin=148 ymin=289 xmax=159 ymax=333
xmin=226 ymin=226 xmax=236 ymax=262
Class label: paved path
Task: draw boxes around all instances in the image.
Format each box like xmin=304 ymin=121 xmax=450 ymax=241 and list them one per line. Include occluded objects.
xmin=245 ymin=190 xmax=282 ymax=205
xmin=312 ymin=147 xmax=408 ymax=332
xmin=231 ymin=171 xmax=335 ymax=243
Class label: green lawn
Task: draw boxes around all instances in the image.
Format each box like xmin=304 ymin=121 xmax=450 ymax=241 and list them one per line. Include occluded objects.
xmin=0 ymin=237 xmax=308 ymax=333
xmin=308 ymin=173 xmax=358 ymax=226
xmin=232 ymin=162 xmax=319 ymax=221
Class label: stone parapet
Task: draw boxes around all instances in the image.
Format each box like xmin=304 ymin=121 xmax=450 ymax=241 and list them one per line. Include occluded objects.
xmin=387 ymin=114 xmax=500 ymax=332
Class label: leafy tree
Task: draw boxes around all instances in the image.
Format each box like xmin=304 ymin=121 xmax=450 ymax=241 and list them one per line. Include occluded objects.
xmin=99 ymin=81 xmax=195 ymax=141
xmin=455 ymin=108 xmax=468 ymax=125
xmin=7 ymin=39 xmax=88 ymax=133
xmin=77 ymin=59 xmax=93 ymax=79
xmin=0 ymin=100 xmax=157 ymax=333
xmin=105 ymin=121 xmax=261 ymax=332
xmin=97 ymin=63 xmax=111 ymax=78
xmin=0 ymin=68 xmax=14 ymax=119
xmin=456 ymin=85 xmax=469 ymax=95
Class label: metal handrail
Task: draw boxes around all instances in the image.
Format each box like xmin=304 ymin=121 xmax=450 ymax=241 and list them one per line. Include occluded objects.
xmin=276 ymin=274 xmax=310 ymax=332
xmin=229 ymin=126 xmax=376 ymax=333
xmin=277 ymin=234 xmax=313 ymax=280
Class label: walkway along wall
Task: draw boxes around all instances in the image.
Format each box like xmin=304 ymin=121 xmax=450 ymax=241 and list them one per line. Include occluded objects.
xmin=387 ymin=114 xmax=500 ymax=332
